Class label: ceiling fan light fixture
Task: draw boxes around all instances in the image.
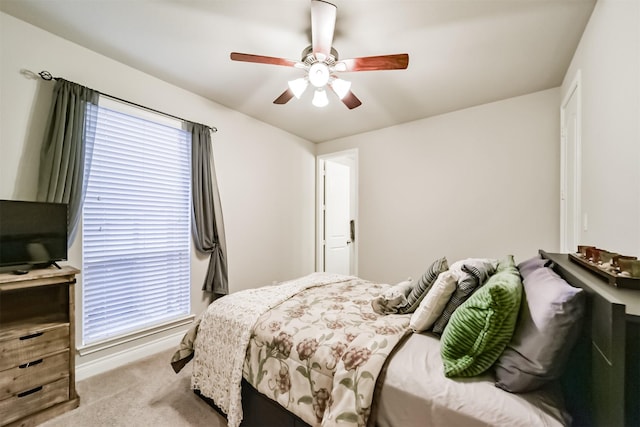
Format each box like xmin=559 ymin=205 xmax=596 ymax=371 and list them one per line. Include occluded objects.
xmin=230 ymin=1 xmax=408 ymax=110
xmin=308 ymin=62 xmax=330 ymax=88
xmin=330 ymin=78 xmax=351 ymax=99
xmin=288 ymin=77 xmax=309 ymax=99
xmin=312 ymin=88 xmax=329 ymax=107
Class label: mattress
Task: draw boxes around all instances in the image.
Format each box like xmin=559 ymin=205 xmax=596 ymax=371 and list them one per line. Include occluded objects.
xmin=376 ymin=333 xmax=570 ymax=427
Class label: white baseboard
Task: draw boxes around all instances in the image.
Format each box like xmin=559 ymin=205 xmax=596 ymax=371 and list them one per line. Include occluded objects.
xmin=75 ymin=330 xmax=184 ymax=381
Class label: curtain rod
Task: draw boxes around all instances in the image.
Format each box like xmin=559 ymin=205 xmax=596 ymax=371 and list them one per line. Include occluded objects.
xmin=38 ymin=70 xmax=217 ymax=133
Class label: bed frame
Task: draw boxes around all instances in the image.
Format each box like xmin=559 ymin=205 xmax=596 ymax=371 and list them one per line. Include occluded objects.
xmin=197 ymin=250 xmax=640 ymax=427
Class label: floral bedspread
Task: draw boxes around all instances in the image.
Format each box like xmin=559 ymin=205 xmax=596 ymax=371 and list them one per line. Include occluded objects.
xmin=192 ymin=272 xmax=355 ymax=427
xmin=242 ymin=278 xmax=411 ymax=427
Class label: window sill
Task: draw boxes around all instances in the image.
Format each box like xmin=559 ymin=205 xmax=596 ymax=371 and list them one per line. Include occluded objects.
xmin=78 ymin=314 xmax=195 ymax=356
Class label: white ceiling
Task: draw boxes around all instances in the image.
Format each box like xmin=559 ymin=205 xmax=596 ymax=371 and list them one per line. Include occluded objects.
xmin=1 ymin=0 xmax=595 ymax=143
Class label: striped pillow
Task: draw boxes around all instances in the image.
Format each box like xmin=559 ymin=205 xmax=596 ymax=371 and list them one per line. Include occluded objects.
xmin=431 ymin=259 xmax=497 ymax=334
xmin=440 ymin=255 xmax=522 ymax=377
xmin=398 ymin=257 xmax=448 ymax=314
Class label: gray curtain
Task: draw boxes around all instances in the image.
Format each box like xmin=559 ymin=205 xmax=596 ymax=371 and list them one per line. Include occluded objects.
xmin=189 ymin=123 xmax=228 ymax=295
xmin=37 ymin=79 xmax=99 ymax=244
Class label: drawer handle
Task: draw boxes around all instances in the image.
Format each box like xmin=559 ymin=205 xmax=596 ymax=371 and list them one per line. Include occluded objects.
xmin=19 ymin=332 xmax=44 ymax=340
xmin=17 ymin=386 xmax=43 ymax=398
xmin=19 ymin=359 xmax=43 ymax=369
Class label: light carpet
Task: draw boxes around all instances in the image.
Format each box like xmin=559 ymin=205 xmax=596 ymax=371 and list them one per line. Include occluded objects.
xmin=40 ymin=348 xmax=227 ymax=427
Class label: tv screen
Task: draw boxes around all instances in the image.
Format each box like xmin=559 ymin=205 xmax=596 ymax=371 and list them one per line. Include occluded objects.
xmin=0 ymin=200 xmax=68 ymax=269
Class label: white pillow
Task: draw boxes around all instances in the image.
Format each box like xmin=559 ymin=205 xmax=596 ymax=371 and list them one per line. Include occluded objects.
xmin=409 ymin=271 xmax=457 ymax=332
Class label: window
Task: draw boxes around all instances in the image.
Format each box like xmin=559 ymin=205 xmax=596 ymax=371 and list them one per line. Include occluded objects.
xmin=81 ymin=99 xmax=191 ymax=348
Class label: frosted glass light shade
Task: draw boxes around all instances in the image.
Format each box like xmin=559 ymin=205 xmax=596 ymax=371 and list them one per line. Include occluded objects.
xmin=334 ymin=62 xmax=347 ymax=72
xmin=331 ymin=78 xmax=351 ymax=99
xmin=309 ymin=63 xmax=330 ymax=88
xmin=312 ymin=89 xmax=329 ymax=107
xmin=288 ymin=78 xmax=308 ymax=99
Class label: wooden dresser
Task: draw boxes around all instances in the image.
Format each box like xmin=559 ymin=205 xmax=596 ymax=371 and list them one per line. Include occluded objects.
xmin=0 ymin=266 xmax=80 ymax=427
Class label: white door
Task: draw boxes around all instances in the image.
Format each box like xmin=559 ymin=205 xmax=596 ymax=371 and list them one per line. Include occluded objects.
xmin=324 ymin=160 xmax=351 ymax=274
xmin=561 ymin=77 xmax=581 ymax=253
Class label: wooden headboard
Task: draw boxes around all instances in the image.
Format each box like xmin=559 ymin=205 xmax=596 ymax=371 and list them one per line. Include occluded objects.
xmin=540 ymin=251 xmax=640 ymax=427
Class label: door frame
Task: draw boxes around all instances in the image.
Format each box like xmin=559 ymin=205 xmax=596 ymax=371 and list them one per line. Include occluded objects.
xmin=560 ymin=69 xmax=582 ymax=253
xmin=316 ymin=149 xmax=358 ymax=275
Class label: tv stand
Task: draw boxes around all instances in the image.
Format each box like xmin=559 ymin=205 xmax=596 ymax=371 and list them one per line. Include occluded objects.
xmin=0 ymin=266 xmax=80 ymax=426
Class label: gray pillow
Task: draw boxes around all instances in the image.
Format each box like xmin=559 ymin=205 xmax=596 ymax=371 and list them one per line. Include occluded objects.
xmin=494 ymin=266 xmax=585 ymax=393
xmin=516 ymin=255 xmax=550 ymax=281
xmin=431 ymin=261 xmax=496 ymax=335
xmin=398 ymin=257 xmax=448 ymax=314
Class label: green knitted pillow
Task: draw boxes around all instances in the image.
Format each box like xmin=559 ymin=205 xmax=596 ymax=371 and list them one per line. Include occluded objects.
xmin=440 ymin=255 xmax=522 ymax=377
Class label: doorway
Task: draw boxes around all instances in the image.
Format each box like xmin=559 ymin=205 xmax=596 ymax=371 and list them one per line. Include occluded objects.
xmin=317 ymin=149 xmax=358 ymax=275
xmin=560 ymin=70 xmax=582 ymax=253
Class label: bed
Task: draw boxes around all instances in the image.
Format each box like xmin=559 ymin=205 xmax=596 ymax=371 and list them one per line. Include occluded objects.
xmin=172 ymin=250 xmax=640 ymax=427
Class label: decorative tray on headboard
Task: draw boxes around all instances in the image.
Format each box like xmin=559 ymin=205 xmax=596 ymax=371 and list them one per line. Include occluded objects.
xmin=568 ymin=252 xmax=640 ymax=290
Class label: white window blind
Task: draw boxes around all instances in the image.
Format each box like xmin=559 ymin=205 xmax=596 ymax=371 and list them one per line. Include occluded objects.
xmin=82 ymin=101 xmax=191 ymax=346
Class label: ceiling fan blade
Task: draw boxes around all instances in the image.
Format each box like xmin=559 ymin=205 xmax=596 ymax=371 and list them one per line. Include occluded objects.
xmin=230 ymin=52 xmax=299 ymax=67
xmin=337 ymin=54 xmax=409 ymax=72
xmin=341 ymin=91 xmax=362 ymax=109
xmin=273 ymin=88 xmax=295 ymax=105
xmin=311 ymin=0 xmax=337 ymax=60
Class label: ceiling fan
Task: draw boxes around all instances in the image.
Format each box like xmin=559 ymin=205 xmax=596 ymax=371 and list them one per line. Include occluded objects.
xmin=230 ymin=0 xmax=409 ymax=109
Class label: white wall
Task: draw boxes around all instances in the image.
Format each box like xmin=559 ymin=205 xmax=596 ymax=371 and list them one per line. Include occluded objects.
xmin=0 ymin=12 xmax=316 ymax=374
xmin=561 ymin=0 xmax=640 ymax=257
xmin=318 ymin=89 xmax=560 ymax=284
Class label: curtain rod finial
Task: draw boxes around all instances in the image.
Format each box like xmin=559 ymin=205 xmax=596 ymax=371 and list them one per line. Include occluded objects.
xmin=38 ymin=70 xmax=54 ymax=81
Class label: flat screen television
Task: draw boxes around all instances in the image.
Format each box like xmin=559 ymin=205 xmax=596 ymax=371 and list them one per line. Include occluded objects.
xmin=0 ymin=199 xmax=68 ymax=271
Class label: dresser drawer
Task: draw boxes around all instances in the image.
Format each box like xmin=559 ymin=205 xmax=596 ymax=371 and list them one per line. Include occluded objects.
xmin=0 ymin=351 xmax=69 ymax=401
xmin=0 ymin=376 xmax=69 ymax=425
xmin=0 ymin=324 xmax=69 ymax=371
